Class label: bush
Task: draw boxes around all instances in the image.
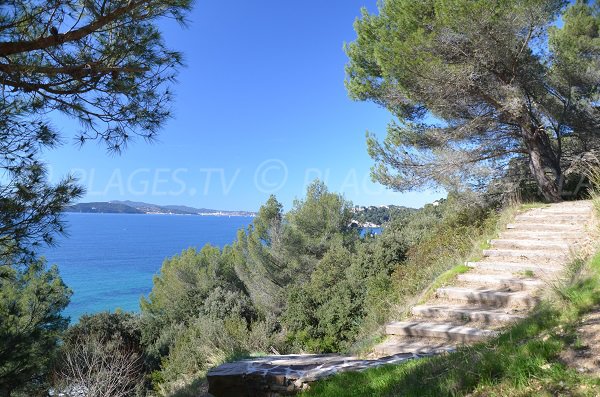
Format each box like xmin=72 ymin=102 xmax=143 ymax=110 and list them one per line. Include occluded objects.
xmin=55 ymin=312 xmax=148 ymax=397
xmin=0 ymin=259 xmax=71 ymax=396
xmin=155 ymin=314 xmax=279 ymax=396
xmin=284 ymin=244 xmax=362 ymax=352
xmin=53 ymin=333 xmax=144 ymax=397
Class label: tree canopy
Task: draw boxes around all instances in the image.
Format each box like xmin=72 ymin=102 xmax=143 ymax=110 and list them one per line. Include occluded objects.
xmin=0 ymin=0 xmax=191 ymax=262
xmin=234 ymin=181 xmax=356 ymax=315
xmin=345 ymin=0 xmax=600 ymax=202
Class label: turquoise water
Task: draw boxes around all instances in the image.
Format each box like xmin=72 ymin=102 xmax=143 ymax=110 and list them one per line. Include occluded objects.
xmin=40 ymin=213 xmax=254 ymax=322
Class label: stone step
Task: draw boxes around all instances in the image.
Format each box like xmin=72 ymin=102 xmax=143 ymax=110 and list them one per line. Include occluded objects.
xmin=518 ymin=212 xmax=592 ymax=219
xmin=540 ymin=210 xmax=592 ymax=216
xmin=207 ymin=353 xmax=422 ymax=396
xmin=499 ymin=230 xmax=583 ymax=241
xmin=514 ymin=214 xmax=589 ymax=223
xmin=385 ymin=321 xmax=497 ymax=342
xmin=483 ymin=249 xmax=569 ymax=261
xmin=456 ymin=273 xmax=544 ymax=290
xmin=467 ymin=261 xmax=562 ymax=274
xmin=489 ymin=239 xmax=570 ymax=250
xmin=436 ymin=286 xmax=538 ymax=307
xmin=506 ymin=223 xmax=584 ymax=231
xmin=534 ymin=205 xmax=593 ymax=212
xmin=373 ymin=337 xmax=456 ymax=356
xmin=411 ymin=304 xmax=526 ymax=324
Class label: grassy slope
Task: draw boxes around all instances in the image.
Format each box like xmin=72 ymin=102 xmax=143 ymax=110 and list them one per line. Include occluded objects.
xmin=306 ymin=211 xmax=600 ymax=397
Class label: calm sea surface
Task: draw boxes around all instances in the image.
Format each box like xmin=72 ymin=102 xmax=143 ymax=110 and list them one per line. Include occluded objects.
xmin=40 ymin=213 xmax=254 ymax=322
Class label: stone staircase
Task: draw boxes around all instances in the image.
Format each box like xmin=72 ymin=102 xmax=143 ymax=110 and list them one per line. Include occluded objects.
xmin=207 ymin=201 xmax=595 ymax=397
xmin=371 ymin=200 xmax=595 ymax=357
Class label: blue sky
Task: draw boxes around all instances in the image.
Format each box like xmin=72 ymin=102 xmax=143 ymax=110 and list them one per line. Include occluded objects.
xmin=42 ymin=0 xmax=443 ymax=211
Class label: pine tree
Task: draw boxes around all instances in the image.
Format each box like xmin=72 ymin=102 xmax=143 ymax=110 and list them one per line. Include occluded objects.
xmin=345 ymin=0 xmax=600 ymax=201
xmin=0 ymin=0 xmax=192 ymax=261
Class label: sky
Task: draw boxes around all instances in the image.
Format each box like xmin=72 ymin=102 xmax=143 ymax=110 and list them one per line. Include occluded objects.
xmin=42 ymin=0 xmax=444 ymax=212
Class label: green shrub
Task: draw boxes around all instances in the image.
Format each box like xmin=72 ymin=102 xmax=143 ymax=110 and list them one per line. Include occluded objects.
xmin=155 ymin=314 xmax=279 ymax=395
xmin=0 ymin=259 xmax=71 ymax=396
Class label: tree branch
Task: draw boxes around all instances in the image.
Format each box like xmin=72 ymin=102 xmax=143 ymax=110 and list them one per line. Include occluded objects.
xmin=0 ymin=0 xmax=145 ymax=57
xmin=0 ymin=62 xmax=148 ymax=75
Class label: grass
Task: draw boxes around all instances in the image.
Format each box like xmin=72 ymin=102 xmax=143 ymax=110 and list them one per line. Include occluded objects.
xmin=517 ymin=269 xmax=536 ymax=278
xmin=415 ymin=263 xmax=470 ymax=305
xmin=304 ymin=252 xmax=600 ymax=397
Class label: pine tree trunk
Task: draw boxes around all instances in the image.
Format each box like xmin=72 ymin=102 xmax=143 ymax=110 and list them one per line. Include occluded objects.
xmin=522 ymin=127 xmax=562 ymax=203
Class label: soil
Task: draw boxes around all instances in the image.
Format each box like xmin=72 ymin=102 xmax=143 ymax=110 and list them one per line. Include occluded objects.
xmin=560 ymin=309 xmax=600 ymax=376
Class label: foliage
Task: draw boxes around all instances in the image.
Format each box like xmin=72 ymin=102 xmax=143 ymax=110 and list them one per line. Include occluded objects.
xmin=0 ymin=0 xmax=191 ymax=150
xmin=284 ymin=243 xmax=360 ymax=352
xmin=139 ymin=245 xmax=251 ymax=365
xmin=0 ymin=0 xmax=191 ymax=263
xmin=351 ymin=205 xmax=416 ymax=226
xmin=0 ymin=3 xmax=189 ymax=391
xmin=345 ymin=0 xmax=600 ymax=202
xmin=235 ymin=181 xmax=357 ymax=316
xmin=305 ymin=252 xmax=600 ymax=397
xmin=284 ymin=181 xmax=357 ymax=263
xmin=141 ymin=246 xmax=244 ymax=327
xmin=234 ymin=195 xmax=289 ymax=315
xmin=155 ymin=315 xmax=278 ymax=396
xmin=64 ymin=311 xmax=146 ymax=363
xmin=282 ymin=193 xmax=497 ymax=353
xmin=0 ymin=259 xmax=71 ymax=396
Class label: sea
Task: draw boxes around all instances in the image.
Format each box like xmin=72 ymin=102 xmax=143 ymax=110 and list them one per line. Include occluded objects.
xmin=40 ymin=213 xmax=255 ymax=322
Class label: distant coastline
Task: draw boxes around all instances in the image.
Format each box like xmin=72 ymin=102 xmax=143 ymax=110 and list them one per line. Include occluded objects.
xmin=65 ymin=200 xmax=256 ymax=217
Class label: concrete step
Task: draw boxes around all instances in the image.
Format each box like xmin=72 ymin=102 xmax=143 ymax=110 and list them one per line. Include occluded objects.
xmin=385 ymin=321 xmax=497 ymax=342
xmin=456 ymin=273 xmax=544 ymax=290
xmin=483 ymin=249 xmax=569 ymax=261
xmin=467 ymin=261 xmax=562 ymax=274
xmin=506 ymin=223 xmax=584 ymax=231
xmin=411 ymin=304 xmax=526 ymax=324
xmin=499 ymin=230 xmax=583 ymax=241
xmin=436 ymin=286 xmax=538 ymax=307
xmin=373 ymin=337 xmax=456 ymax=356
xmin=490 ymin=239 xmax=570 ymax=250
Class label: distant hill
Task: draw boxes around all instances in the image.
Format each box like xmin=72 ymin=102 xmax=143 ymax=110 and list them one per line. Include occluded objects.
xmin=67 ymin=202 xmax=144 ymax=214
xmin=162 ymin=205 xmax=219 ymax=214
xmin=109 ymin=200 xmax=191 ymax=214
xmin=65 ymin=200 xmax=256 ymax=216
